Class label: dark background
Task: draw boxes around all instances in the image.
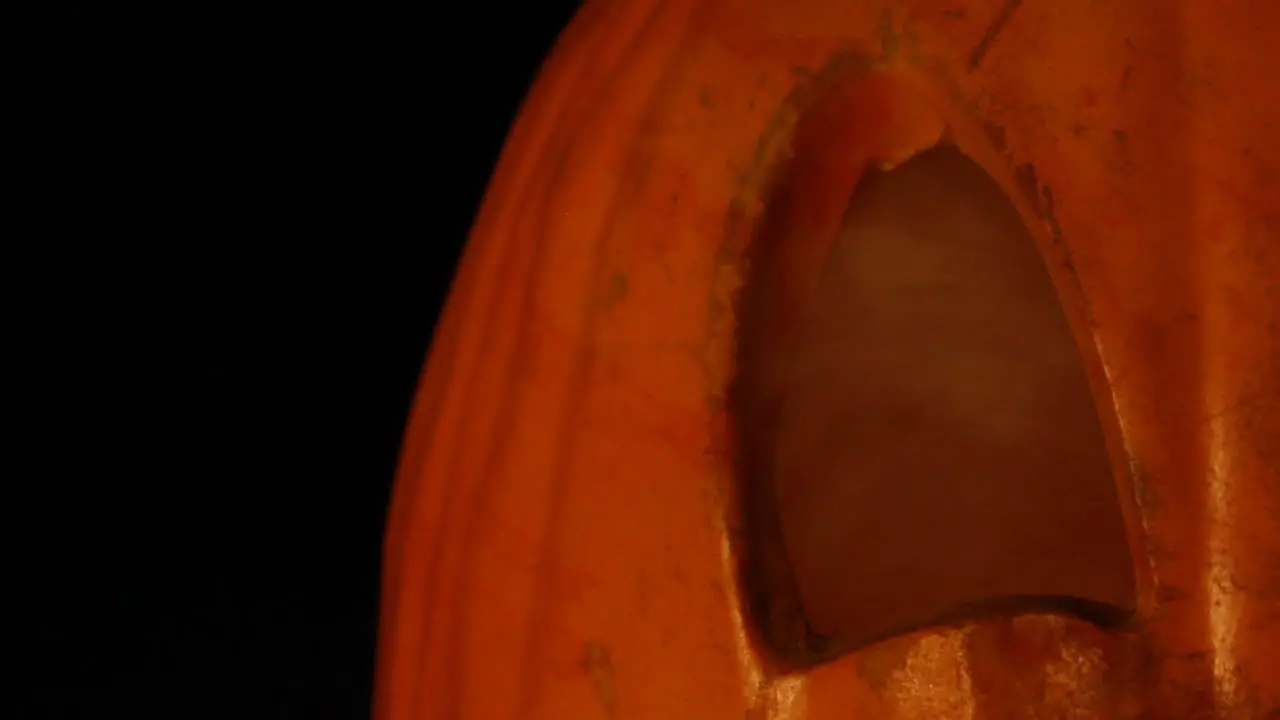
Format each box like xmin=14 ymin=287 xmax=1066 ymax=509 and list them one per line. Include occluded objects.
xmin=21 ymin=4 xmax=580 ymax=717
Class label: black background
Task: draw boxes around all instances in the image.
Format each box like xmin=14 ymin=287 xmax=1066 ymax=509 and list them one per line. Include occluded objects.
xmin=21 ymin=4 xmax=581 ymax=717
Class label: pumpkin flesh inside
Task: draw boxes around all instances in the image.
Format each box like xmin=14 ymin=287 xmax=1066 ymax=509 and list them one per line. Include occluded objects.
xmin=774 ymin=144 xmax=1135 ymax=651
xmin=732 ymin=72 xmax=1137 ymax=662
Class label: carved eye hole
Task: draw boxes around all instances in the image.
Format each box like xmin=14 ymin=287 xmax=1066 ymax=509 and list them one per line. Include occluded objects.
xmin=733 ymin=143 xmax=1136 ymax=666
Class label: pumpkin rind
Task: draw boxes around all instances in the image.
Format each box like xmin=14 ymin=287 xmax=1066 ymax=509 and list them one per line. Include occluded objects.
xmin=377 ymin=1 xmax=1280 ymax=717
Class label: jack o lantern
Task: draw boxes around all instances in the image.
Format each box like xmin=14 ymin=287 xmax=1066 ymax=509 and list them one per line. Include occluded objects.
xmin=377 ymin=0 xmax=1280 ymax=718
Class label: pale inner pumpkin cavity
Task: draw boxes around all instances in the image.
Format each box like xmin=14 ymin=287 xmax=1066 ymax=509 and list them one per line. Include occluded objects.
xmin=766 ymin=145 xmax=1136 ymax=653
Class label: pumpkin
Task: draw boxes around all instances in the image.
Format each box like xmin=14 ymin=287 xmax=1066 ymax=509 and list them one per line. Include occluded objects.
xmin=377 ymin=0 xmax=1280 ymax=717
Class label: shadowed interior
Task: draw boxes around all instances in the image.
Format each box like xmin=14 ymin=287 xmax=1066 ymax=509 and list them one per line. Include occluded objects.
xmin=753 ymin=145 xmax=1136 ymax=655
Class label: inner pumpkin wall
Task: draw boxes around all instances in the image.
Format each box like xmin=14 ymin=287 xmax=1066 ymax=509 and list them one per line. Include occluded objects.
xmin=749 ymin=144 xmax=1136 ymax=656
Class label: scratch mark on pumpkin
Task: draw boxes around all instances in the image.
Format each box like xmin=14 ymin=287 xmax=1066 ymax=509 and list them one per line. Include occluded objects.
xmin=969 ymin=0 xmax=1023 ymax=70
xmin=581 ymin=641 xmax=617 ymax=716
xmin=1014 ymin=163 xmax=1066 ymax=248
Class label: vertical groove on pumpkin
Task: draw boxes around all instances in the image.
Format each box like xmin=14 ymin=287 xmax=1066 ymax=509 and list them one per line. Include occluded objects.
xmin=504 ymin=2 xmax=696 ymax=716
xmin=375 ymin=0 xmax=610 ymax=709
xmin=414 ymin=27 xmax=601 ymax=715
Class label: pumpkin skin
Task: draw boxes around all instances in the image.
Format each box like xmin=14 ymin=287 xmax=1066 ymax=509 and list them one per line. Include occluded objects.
xmin=377 ymin=0 xmax=1280 ymax=718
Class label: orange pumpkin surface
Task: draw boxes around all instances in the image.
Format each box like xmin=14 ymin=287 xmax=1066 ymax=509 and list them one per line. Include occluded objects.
xmin=377 ymin=0 xmax=1280 ymax=717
